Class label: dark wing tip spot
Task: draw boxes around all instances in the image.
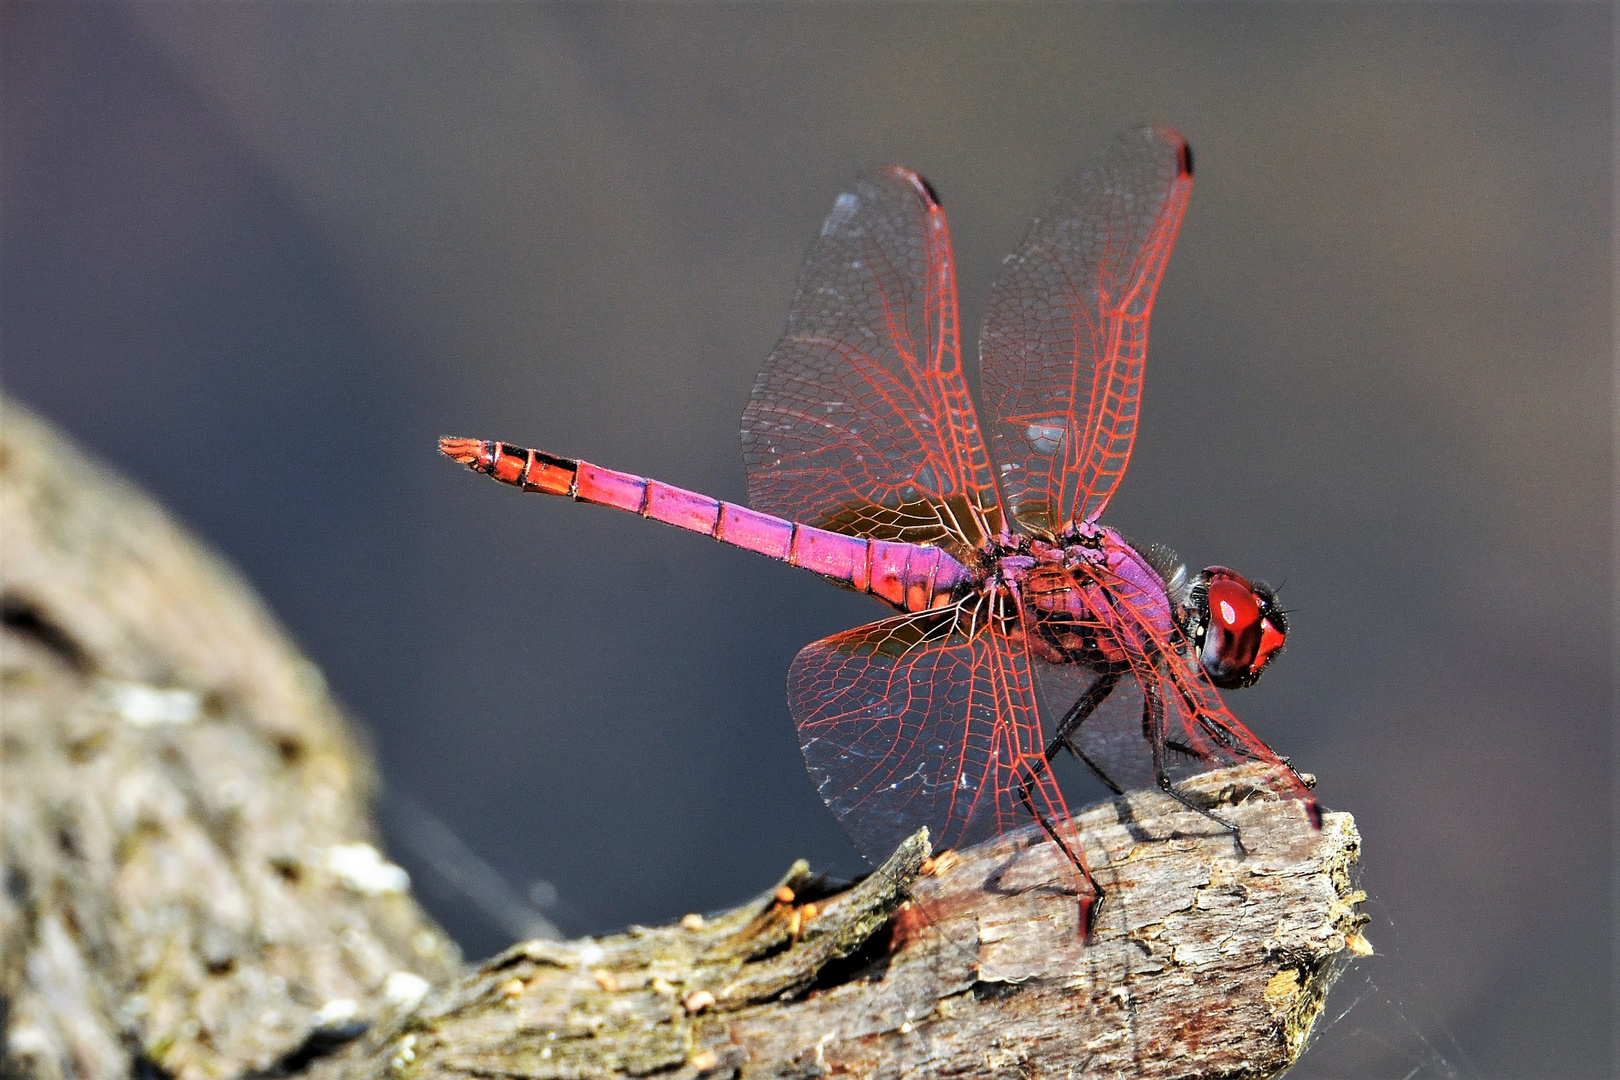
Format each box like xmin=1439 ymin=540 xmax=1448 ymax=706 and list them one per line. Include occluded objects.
xmin=914 ymin=172 xmax=942 ymax=207
xmin=1180 ymin=141 xmax=1194 ymax=178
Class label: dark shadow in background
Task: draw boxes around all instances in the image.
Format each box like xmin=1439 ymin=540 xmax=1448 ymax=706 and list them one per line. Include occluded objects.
xmin=3 ymin=5 xmax=1611 ymax=1078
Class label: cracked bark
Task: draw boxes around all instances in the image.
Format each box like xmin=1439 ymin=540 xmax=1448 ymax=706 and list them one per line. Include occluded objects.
xmin=0 ymin=396 xmax=1367 ymax=1080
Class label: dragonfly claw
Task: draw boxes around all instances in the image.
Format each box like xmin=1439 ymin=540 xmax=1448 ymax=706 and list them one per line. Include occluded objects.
xmin=1078 ymin=890 xmax=1103 ymax=943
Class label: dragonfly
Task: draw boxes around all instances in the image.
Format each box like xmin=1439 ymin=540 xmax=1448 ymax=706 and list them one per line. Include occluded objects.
xmin=442 ymin=127 xmax=1317 ymax=936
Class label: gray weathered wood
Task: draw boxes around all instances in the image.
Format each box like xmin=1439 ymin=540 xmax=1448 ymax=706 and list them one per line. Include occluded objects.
xmin=0 ymin=396 xmax=1366 ymax=1080
xmin=0 ymin=398 xmax=462 ymax=1080
xmin=328 ymin=766 xmax=1364 ymax=1080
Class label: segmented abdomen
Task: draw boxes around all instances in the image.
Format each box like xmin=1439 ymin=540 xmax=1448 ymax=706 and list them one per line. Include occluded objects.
xmin=439 ymin=438 xmax=976 ymax=614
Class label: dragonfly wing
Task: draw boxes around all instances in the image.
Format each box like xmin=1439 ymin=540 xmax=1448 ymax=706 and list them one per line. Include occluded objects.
xmin=980 ymin=127 xmax=1193 ymax=533
xmin=743 ymin=168 xmax=1004 ymax=557
xmin=788 ymin=604 xmax=1068 ymax=863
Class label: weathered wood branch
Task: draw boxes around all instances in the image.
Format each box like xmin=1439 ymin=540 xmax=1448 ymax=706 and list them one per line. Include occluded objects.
xmin=0 ymin=397 xmax=465 ymax=1080
xmin=0 ymin=396 xmax=1367 ymax=1080
xmin=327 ymin=769 xmax=1364 ymax=1080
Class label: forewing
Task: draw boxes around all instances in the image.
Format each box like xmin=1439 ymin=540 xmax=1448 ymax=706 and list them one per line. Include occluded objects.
xmin=980 ymin=127 xmax=1193 ymax=533
xmin=788 ymin=604 xmax=1068 ymax=864
xmin=743 ymin=168 xmax=1003 ymax=557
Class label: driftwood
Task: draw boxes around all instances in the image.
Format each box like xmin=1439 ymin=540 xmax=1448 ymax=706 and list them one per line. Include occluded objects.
xmin=0 ymin=396 xmax=1367 ymax=1080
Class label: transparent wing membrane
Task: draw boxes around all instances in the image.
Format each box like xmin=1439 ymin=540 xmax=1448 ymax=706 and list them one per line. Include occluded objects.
xmin=787 ymin=603 xmax=1071 ymax=867
xmin=980 ymin=127 xmax=1193 ymax=532
xmin=743 ymin=167 xmax=1005 ymax=556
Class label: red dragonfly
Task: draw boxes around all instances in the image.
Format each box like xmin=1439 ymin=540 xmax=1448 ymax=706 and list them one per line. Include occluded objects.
xmin=442 ymin=127 xmax=1316 ymax=934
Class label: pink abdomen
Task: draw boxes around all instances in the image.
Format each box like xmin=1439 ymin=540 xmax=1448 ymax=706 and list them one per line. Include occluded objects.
xmin=439 ymin=438 xmax=974 ymax=613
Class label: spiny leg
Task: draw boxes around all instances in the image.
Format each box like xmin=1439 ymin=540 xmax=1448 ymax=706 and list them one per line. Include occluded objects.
xmin=1145 ymin=678 xmax=1248 ymax=857
xmin=1047 ymin=668 xmax=1130 ymax=795
xmin=1049 ymin=666 xmax=1252 ymax=852
xmin=1013 ymin=758 xmax=1104 ymax=939
xmin=1017 ymin=668 xmax=1126 ymax=801
xmin=1175 ymin=682 xmax=1323 ymax=829
xmin=1066 ymin=743 xmax=1126 ymax=797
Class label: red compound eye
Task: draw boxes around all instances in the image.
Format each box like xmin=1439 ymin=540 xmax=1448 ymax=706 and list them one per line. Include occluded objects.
xmin=1253 ymin=614 xmax=1287 ymax=672
xmin=1196 ymin=567 xmax=1286 ymax=689
xmin=1209 ymin=576 xmax=1260 ymax=635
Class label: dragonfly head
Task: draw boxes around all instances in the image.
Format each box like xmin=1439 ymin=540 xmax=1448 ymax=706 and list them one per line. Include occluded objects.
xmin=1188 ymin=567 xmax=1287 ymax=689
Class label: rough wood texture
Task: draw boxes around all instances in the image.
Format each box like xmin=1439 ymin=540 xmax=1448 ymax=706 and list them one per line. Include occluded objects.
xmin=0 ymin=398 xmax=462 ymax=1080
xmin=1 ymin=396 xmax=1366 ymax=1080
xmin=329 ymin=768 xmax=1363 ymax=1080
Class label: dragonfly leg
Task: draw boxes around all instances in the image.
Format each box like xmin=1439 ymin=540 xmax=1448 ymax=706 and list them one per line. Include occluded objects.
xmin=1065 ymin=743 xmax=1125 ymax=797
xmin=1046 ymin=668 xmax=1130 ymax=795
xmin=1164 ymin=737 xmax=1202 ymax=758
xmin=1013 ymin=760 xmax=1103 ymax=941
xmin=1176 ymin=686 xmax=1323 ymax=830
xmin=1146 ymin=680 xmax=1248 ymax=858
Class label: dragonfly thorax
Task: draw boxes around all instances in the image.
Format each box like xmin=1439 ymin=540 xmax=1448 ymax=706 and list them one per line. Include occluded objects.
xmin=1003 ymin=529 xmax=1176 ymax=669
xmin=1019 ymin=564 xmax=1124 ymax=667
xmin=981 ymin=528 xmax=1288 ymax=689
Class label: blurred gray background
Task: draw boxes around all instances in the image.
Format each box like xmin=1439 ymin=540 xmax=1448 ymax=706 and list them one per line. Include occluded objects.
xmin=3 ymin=4 xmax=1611 ymax=1076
